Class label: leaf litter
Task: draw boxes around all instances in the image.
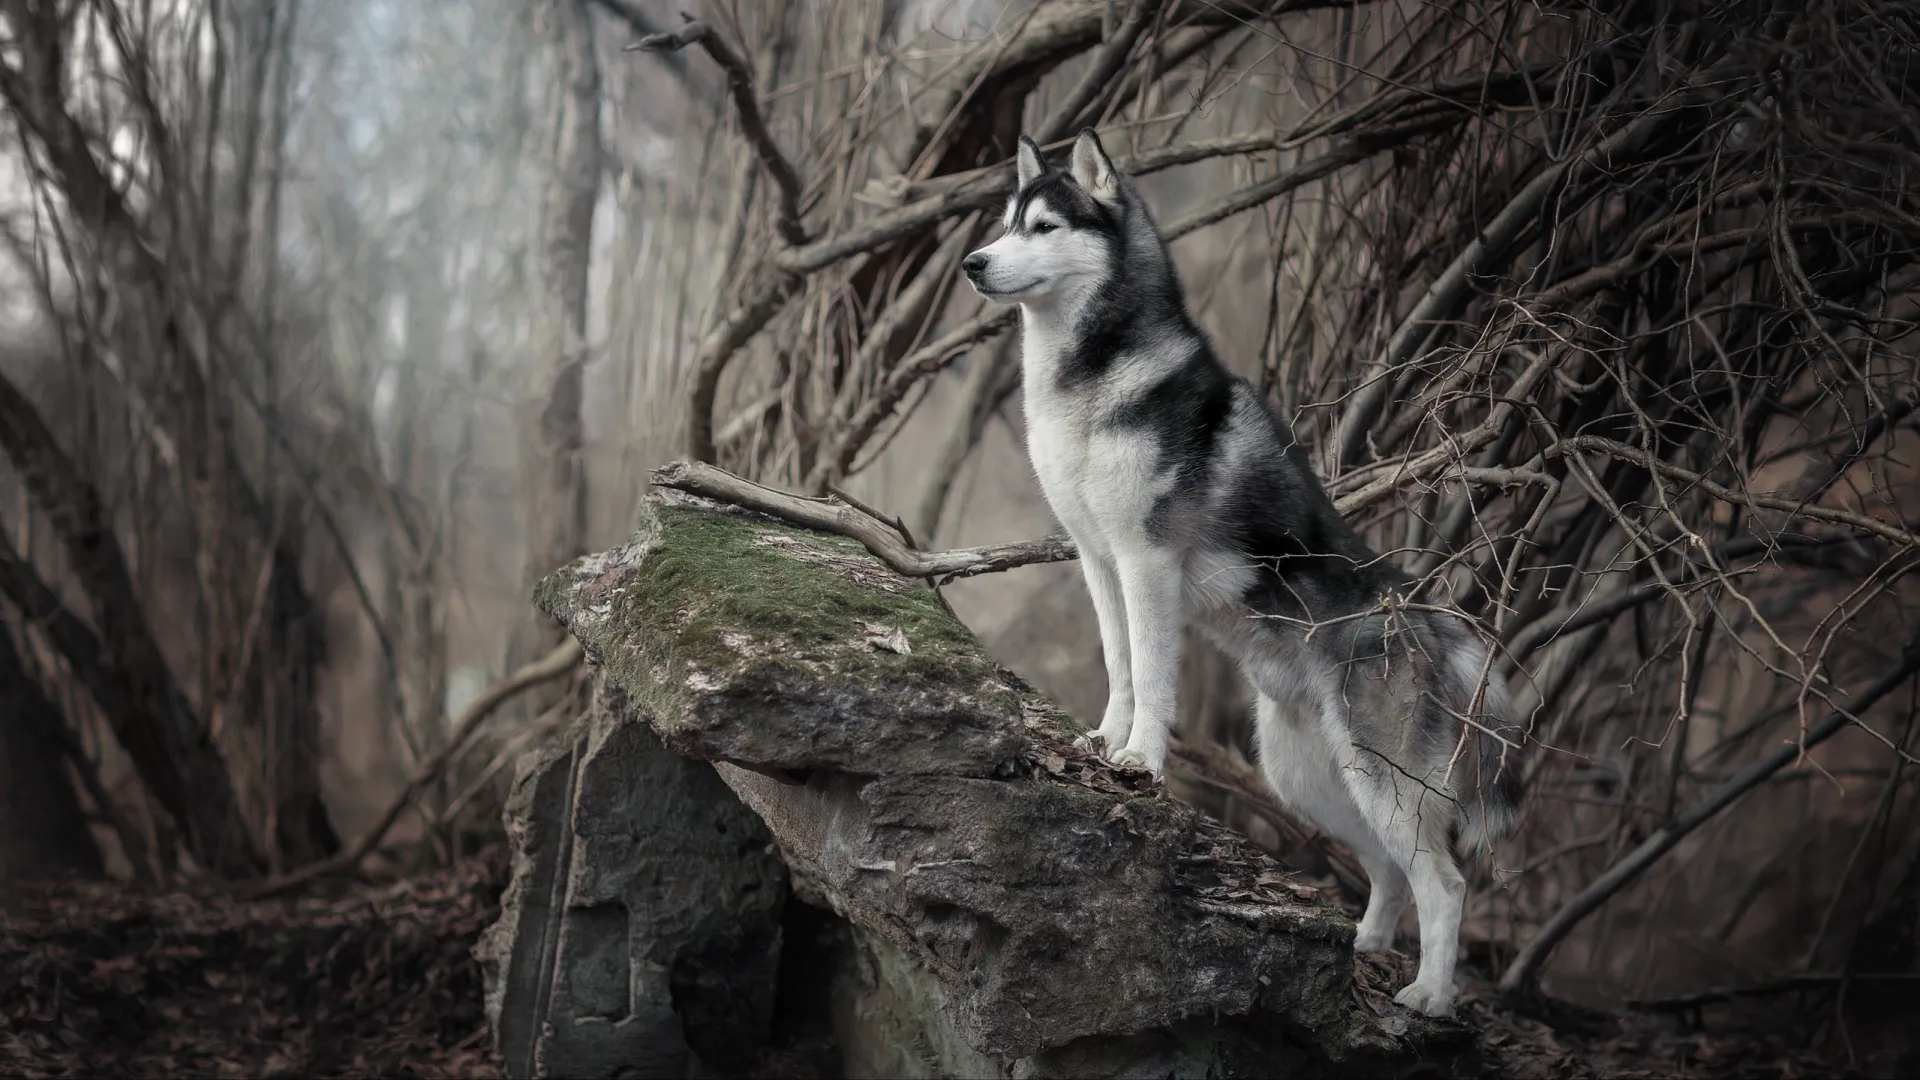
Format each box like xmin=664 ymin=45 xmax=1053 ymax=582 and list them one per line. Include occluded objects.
xmin=1 ymin=848 xmax=508 ymax=1079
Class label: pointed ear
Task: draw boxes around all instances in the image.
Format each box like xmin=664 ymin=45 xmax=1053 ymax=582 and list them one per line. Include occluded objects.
xmin=1015 ymin=135 xmax=1045 ymax=189
xmin=1070 ymin=128 xmax=1118 ymax=200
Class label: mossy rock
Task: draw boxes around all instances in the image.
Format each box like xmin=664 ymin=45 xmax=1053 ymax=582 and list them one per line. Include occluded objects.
xmin=528 ymin=488 xmax=1477 ymax=1078
xmin=536 ymin=493 xmax=1027 ymax=777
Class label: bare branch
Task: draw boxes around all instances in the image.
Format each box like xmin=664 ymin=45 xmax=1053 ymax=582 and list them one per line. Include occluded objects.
xmin=1499 ymin=625 xmax=1920 ymax=997
xmin=1548 ymin=435 xmax=1920 ymax=549
xmin=1332 ymin=82 xmax=1713 ymax=469
xmin=0 ymin=371 xmax=259 ymax=875
xmin=629 ymin=19 xmax=808 ymax=246
xmin=1035 ymin=0 xmax=1161 ymax=146
xmin=651 ymin=461 xmax=1077 ymax=582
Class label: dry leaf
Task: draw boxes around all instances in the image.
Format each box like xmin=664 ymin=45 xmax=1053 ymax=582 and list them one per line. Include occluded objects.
xmin=860 ymin=622 xmax=911 ymax=654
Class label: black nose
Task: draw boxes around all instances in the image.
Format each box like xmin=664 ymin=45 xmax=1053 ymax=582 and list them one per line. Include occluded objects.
xmin=963 ymin=253 xmax=988 ymax=279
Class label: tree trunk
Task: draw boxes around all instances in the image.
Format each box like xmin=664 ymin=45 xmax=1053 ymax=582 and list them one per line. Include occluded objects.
xmin=0 ymin=372 xmax=259 ymax=877
xmin=508 ymin=0 xmax=601 ymax=715
xmin=0 ymin=625 xmax=102 ymax=882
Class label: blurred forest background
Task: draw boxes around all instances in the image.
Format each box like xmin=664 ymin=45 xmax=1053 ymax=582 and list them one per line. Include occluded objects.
xmin=2 ymin=0 xmax=1919 ymax=1071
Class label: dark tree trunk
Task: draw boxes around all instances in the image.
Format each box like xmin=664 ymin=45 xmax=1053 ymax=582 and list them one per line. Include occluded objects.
xmin=0 ymin=626 xmax=102 ymax=882
xmin=0 ymin=371 xmax=259 ymax=877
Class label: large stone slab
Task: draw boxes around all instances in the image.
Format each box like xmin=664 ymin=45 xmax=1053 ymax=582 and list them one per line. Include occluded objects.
xmin=475 ymin=677 xmax=788 ymax=1079
xmin=487 ymin=489 xmax=1476 ymax=1078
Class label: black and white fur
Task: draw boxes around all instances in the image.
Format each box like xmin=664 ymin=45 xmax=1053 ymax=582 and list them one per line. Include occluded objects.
xmin=962 ymin=131 xmax=1523 ymax=1017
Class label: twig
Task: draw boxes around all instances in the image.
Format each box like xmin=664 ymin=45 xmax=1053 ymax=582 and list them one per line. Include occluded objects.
xmin=652 ymin=460 xmax=1077 ymax=582
xmin=1332 ymin=77 xmax=1708 ymax=468
xmin=587 ymin=0 xmax=700 ymax=95
xmin=914 ymin=335 xmax=1022 ymax=540
xmin=812 ymin=308 xmax=1018 ymax=490
xmin=629 ymin=19 xmax=807 ymax=246
xmin=1547 ymin=435 xmax=1920 ymax=549
xmin=685 ymin=271 xmax=804 ymax=463
xmin=1498 ymin=625 xmax=1920 ymax=996
xmin=241 ymin=638 xmax=584 ymax=899
xmin=1627 ymin=973 xmax=1920 ymax=1013
xmin=1163 ymin=115 xmax=1463 ymax=241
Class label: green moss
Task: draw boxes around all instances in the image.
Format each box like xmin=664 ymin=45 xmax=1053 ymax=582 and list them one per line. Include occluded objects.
xmin=596 ymin=503 xmax=1009 ymax=721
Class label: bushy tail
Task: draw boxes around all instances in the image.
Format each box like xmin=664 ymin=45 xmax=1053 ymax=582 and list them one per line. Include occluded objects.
xmin=1446 ymin=637 xmax=1526 ymax=857
xmin=1455 ymin=765 xmax=1522 ymax=857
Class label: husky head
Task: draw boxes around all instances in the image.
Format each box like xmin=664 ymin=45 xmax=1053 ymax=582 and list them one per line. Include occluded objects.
xmin=963 ymin=129 xmax=1146 ymax=309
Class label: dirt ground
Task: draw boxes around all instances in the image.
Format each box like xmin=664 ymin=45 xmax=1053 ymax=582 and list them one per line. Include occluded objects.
xmin=0 ymin=849 xmax=1883 ymax=1079
xmin=0 ymin=852 xmax=507 ymax=1079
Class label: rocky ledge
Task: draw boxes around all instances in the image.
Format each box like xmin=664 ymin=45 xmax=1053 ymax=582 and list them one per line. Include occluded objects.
xmin=478 ymin=486 xmax=1476 ymax=1078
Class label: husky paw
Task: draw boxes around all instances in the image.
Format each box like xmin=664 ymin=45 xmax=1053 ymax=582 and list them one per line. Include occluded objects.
xmin=1108 ymin=747 xmax=1163 ymax=779
xmin=1352 ymin=926 xmax=1397 ymax=955
xmin=1392 ymin=981 xmax=1455 ymax=1018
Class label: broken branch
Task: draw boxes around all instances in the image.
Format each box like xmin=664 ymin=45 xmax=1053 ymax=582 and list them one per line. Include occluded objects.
xmin=652 ymin=460 xmax=1078 ymax=582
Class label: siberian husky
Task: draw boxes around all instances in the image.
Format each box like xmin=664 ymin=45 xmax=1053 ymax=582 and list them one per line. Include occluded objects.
xmin=962 ymin=130 xmax=1524 ymax=1017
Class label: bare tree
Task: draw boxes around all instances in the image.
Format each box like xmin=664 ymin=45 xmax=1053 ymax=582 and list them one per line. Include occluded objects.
xmin=507 ymin=0 xmax=602 ymax=718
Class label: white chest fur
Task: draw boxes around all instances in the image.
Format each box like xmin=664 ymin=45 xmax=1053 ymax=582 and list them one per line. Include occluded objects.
xmin=1017 ymin=314 xmax=1172 ymax=560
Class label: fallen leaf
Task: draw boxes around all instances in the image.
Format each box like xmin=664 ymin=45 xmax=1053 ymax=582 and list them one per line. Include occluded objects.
xmin=860 ymin=622 xmax=911 ymax=654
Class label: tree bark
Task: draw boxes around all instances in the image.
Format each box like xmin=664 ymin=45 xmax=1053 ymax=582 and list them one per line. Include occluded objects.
xmin=509 ymin=0 xmax=601 ymax=715
xmin=0 ymin=624 xmax=103 ymax=882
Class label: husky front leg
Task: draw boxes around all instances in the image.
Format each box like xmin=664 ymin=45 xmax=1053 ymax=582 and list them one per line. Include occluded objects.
xmin=1111 ymin=546 xmax=1185 ymax=776
xmin=1079 ymin=547 xmax=1136 ymax=755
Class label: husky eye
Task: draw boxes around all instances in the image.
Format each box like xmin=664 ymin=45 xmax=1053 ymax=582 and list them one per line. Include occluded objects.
xmin=1032 ymin=221 xmax=1056 ymax=234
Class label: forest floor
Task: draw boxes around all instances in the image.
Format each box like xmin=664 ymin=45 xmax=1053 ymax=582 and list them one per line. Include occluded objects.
xmin=0 ymin=847 xmax=1880 ymax=1079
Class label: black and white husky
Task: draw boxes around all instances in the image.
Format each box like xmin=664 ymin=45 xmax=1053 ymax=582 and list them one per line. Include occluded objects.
xmin=963 ymin=130 xmax=1524 ymax=1017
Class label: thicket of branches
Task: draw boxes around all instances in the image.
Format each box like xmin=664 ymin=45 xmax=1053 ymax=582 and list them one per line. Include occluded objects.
xmin=662 ymin=0 xmax=1920 ymax=1024
xmin=1 ymin=0 xmax=1917 ymax=1049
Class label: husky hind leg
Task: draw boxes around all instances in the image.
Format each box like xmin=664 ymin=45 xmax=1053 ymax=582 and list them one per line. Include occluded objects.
xmin=1341 ymin=750 xmax=1468 ymax=1017
xmin=1251 ymin=694 xmax=1410 ymax=954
